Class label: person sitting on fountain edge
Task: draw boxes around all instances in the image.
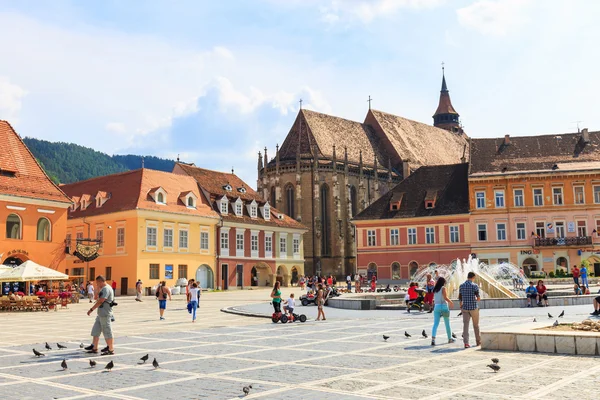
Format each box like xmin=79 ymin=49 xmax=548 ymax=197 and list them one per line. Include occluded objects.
xmin=591 ymin=294 xmax=600 ymax=316
xmin=525 ymin=282 xmax=538 ymax=307
xmin=536 ymin=280 xmax=549 ymax=307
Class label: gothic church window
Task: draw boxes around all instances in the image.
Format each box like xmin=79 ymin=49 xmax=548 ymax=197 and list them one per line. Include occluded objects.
xmin=349 ymin=185 xmax=357 ymax=217
xmin=270 ymin=187 xmax=276 ymax=207
xmin=320 ymin=184 xmax=331 ymax=256
xmin=285 ymin=184 xmax=295 ymax=218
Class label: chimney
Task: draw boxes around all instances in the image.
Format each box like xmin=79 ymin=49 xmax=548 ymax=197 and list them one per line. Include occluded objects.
xmin=504 ymin=134 xmax=510 ymax=146
xmin=402 ymin=159 xmax=410 ymax=178
xmin=582 ymin=128 xmax=590 ymax=144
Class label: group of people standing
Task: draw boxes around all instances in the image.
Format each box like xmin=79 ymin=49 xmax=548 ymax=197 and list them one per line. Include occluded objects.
xmin=298 ymin=274 xmax=336 ymax=293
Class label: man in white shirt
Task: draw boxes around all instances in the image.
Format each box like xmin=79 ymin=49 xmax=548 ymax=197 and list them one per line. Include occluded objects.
xmin=87 ymin=282 xmax=95 ymax=303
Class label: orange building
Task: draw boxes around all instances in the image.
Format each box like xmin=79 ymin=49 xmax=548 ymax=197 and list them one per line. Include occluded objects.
xmin=0 ymin=121 xmax=71 ymax=274
xmin=354 ymin=164 xmax=470 ymax=279
xmin=60 ymin=169 xmax=219 ymax=294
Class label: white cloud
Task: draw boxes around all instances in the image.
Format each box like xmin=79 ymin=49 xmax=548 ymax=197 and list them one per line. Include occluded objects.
xmin=457 ymin=0 xmax=533 ymax=36
xmin=105 ymin=122 xmax=126 ymax=133
xmin=0 ymin=77 xmax=27 ymax=122
xmin=320 ymin=0 xmax=446 ymax=24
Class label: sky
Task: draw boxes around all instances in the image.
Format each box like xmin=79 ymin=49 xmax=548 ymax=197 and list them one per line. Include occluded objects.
xmin=1 ymin=0 xmax=599 ymax=186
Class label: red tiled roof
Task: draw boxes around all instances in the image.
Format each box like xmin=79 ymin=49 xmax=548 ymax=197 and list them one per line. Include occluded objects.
xmin=61 ymin=169 xmax=219 ymax=219
xmin=0 ymin=121 xmax=71 ymax=204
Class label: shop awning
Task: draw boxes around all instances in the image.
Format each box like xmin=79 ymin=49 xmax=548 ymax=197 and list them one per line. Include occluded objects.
xmin=0 ymin=261 xmax=69 ymax=282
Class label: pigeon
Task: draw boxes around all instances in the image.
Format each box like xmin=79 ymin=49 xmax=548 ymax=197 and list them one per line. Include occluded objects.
xmin=152 ymin=358 xmax=159 ymax=369
xmin=491 ymin=358 xmax=499 ymax=364
xmin=533 ymin=318 xmax=537 ymax=322
xmin=548 ymin=313 xmax=553 ymax=319
xmin=404 ymin=331 xmax=411 ymax=338
xmin=61 ymin=359 xmax=68 ymax=370
xmin=243 ymin=385 xmax=253 ymax=396
xmin=553 ymin=320 xmax=559 ymax=327
xmin=57 ymin=343 xmax=67 ymax=349
xmin=89 ymin=360 xmax=96 ymax=368
xmin=452 ymin=333 xmax=457 ymax=339
xmin=383 ymin=335 xmax=390 ymax=342
xmin=45 ymin=342 xmax=52 ymax=351
xmin=79 ymin=343 xmax=84 ymax=349
xmin=33 ymin=349 xmax=45 ymax=357
xmin=558 ymin=310 xmax=565 ymax=318
xmin=487 ymin=364 xmax=501 ymax=373
xmin=105 ymin=360 xmax=114 ymax=371
xmin=422 ymin=330 xmax=428 ymax=338
xmin=140 ymin=354 xmax=149 ymax=363
xmin=457 ymin=311 xmax=463 ymax=317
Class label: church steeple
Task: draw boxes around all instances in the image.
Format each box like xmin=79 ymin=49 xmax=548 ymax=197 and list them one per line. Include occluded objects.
xmin=433 ymin=66 xmax=461 ymax=133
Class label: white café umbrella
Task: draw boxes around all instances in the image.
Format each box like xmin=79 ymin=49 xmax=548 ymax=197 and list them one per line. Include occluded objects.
xmin=0 ymin=260 xmax=69 ymax=282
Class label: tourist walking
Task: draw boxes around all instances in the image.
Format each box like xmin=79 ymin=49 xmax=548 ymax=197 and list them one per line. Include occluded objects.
xmin=572 ymin=265 xmax=580 ymax=286
xmin=346 ymin=274 xmax=352 ymax=292
xmin=111 ymin=280 xmax=117 ymax=293
xmin=299 ymin=275 xmax=305 ymax=291
xmin=188 ymin=282 xmax=200 ymax=322
xmin=87 ymin=281 xmax=95 ymax=303
xmin=135 ymin=279 xmax=143 ymax=302
xmin=580 ymin=264 xmax=589 ymax=288
xmin=271 ymin=281 xmax=282 ymax=314
xmin=458 ymin=272 xmax=481 ymax=348
xmin=316 ymin=283 xmax=326 ymax=321
xmin=186 ymin=279 xmax=195 ymax=302
xmin=430 ymin=277 xmax=455 ymax=346
xmin=354 ymin=273 xmax=360 ymax=293
xmin=156 ymin=281 xmax=172 ymax=320
xmin=85 ymin=275 xmax=115 ymax=355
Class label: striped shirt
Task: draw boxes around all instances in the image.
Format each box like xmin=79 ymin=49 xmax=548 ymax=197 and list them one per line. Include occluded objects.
xmin=458 ymin=280 xmax=480 ymax=310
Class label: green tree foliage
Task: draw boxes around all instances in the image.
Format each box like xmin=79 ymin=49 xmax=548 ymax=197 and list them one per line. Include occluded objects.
xmin=23 ymin=138 xmax=175 ymax=184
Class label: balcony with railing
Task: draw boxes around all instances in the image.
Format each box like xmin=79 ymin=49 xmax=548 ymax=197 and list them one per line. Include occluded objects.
xmin=534 ymin=236 xmax=592 ymax=247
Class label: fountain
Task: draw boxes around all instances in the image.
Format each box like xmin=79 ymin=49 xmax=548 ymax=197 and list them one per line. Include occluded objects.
xmin=413 ymin=255 xmax=522 ymax=299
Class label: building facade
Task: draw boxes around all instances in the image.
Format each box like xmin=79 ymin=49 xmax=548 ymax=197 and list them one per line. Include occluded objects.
xmin=0 ymin=121 xmax=71 ymax=271
xmin=353 ymin=164 xmax=470 ymax=279
xmin=469 ymin=130 xmax=600 ymax=276
xmin=61 ymin=169 xmax=220 ymax=294
xmin=174 ymin=163 xmax=307 ymax=289
xmin=259 ymin=74 xmax=468 ymax=277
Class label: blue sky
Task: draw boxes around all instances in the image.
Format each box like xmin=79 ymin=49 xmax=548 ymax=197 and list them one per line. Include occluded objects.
xmin=1 ymin=0 xmax=599 ymax=186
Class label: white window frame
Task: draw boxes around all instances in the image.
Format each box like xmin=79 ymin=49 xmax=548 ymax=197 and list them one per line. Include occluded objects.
xmin=265 ymin=232 xmax=273 ymax=256
xmin=533 ymin=188 xmax=544 ymax=207
xmin=219 ymin=197 xmax=229 ymax=215
xmin=178 ymin=228 xmax=189 ymax=251
xmin=263 ymin=204 xmax=271 ymax=220
xmin=250 ymin=231 xmax=259 ymax=257
xmin=235 ymin=199 xmax=243 ymax=217
xmin=146 ymin=225 xmax=157 ymax=249
xmin=163 ymin=227 xmax=174 ymax=250
xmin=594 ymin=186 xmax=600 ymax=204
xmin=513 ymin=188 xmax=524 ymax=207
xmin=555 ymin=221 xmax=566 ymax=238
xmin=250 ymin=205 xmax=258 ymax=218
xmin=293 ymin=234 xmax=300 ymax=258
xmin=476 ymin=191 xmax=486 ymax=209
xmin=477 ymin=223 xmax=487 ymax=242
xmin=390 ymin=228 xmax=399 ymax=246
xmin=95 ymin=228 xmax=103 ymax=250
xmin=116 ymin=225 xmax=125 ymax=250
xmin=449 ymin=225 xmax=459 ymax=243
xmin=200 ymin=230 xmax=209 ymax=252
xmin=516 ymin=222 xmax=526 ymax=240
xmin=535 ymin=221 xmax=545 ymax=238
xmin=425 ymin=227 xmax=435 ymax=244
xmin=220 ymin=229 xmax=229 ymax=251
xmin=577 ymin=220 xmax=587 ymax=237
xmin=408 ymin=228 xmax=417 ymax=245
xmin=494 ymin=190 xmax=505 ymax=208
xmin=573 ymin=186 xmax=585 ymax=205
xmin=552 ymin=187 xmax=564 ymax=206
xmin=367 ymin=230 xmax=376 ymax=247
xmin=496 ymin=223 xmax=507 ymax=241
xmin=279 ymin=235 xmax=287 ymax=259
xmin=236 ymin=229 xmax=245 ymax=256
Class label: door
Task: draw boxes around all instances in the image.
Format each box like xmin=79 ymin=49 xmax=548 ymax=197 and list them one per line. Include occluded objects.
xmin=236 ymin=264 xmax=243 ymax=288
xmin=120 ymin=278 xmax=128 ymax=296
xmin=221 ymin=264 xmax=228 ymax=290
xmin=195 ymin=265 xmax=214 ymax=289
xmin=594 ymin=263 xmax=600 ymax=277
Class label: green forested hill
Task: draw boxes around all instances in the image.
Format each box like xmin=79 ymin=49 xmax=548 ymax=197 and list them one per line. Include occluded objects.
xmin=23 ymin=138 xmax=175 ymax=184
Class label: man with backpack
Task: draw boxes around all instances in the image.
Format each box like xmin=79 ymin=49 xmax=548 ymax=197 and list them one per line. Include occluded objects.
xmin=155 ymin=281 xmax=172 ymax=320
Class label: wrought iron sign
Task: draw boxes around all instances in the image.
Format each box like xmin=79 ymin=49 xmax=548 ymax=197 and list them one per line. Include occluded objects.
xmin=73 ymin=238 xmax=101 ymax=262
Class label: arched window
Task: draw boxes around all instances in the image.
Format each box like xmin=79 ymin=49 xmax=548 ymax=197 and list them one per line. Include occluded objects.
xmin=349 ymin=185 xmax=358 ymax=217
xmin=187 ymin=197 xmax=194 ymax=207
xmin=270 ymin=187 xmax=276 ymax=207
xmin=6 ymin=214 xmax=21 ymax=239
xmin=391 ymin=262 xmax=401 ymax=280
xmin=320 ymin=184 xmax=331 ymax=256
xmin=37 ymin=218 xmax=51 ymax=241
xmin=409 ymin=261 xmax=419 ymax=278
xmin=285 ymin=184 xmax=295 ymax=218
xmin=157 ymin=192 xmax=164 ymax=203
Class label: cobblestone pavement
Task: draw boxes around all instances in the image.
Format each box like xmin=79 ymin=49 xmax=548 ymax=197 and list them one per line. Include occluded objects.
xmin=0 ymin=291 xmax=599 ymax=399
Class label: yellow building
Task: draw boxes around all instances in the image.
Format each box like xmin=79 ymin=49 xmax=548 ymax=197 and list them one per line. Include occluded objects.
xmin=60 ymin=169 xmax=219 ymax=294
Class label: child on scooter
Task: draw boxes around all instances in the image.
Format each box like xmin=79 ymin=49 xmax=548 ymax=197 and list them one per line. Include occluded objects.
xmin=283 ymin=293 xmax=295 ymax=316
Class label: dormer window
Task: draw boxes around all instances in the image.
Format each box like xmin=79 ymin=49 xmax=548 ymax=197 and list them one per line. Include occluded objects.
xmin=261 ymin=202 xmax=271 ymax=220
xmin=149 ymin=187 xmax=167 ymax=205
xmin=157 ymin=192 xmax=165 ymax=204
xmin=249 ymin=200 xmax=258 ymax=219
xmin=238 ymin=187 xmax=247 ymax=194
xmin=389 ymin=192 xmax=404 ymax=212
xmin=71 ymin=197 xmax=80 ymax=212
xmin=95 ymin=191 xmax=109 ymax=208
xmin=223 ymin=184 xmax=232 ymax=191
xmin=425 ymin=201 xmax=435 ymax=209
xmin=187 ymin=197 xmax=195 ymax=207
xmin=218 ymin=196 xmax=229 ymax=215
xmin=424 ymin=191 xmax=437 ymax=210
xmin=234 ymin=198 xmax=243 ymax=216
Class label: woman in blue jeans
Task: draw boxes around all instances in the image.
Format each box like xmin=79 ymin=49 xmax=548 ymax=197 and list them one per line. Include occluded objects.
xmin=431 ymin=277 xmax=455 ymax=346
xmin=188 ymin=283 xmax=200 ymax=322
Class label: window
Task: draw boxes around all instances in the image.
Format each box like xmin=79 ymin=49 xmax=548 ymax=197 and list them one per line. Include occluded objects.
xmin=516 ymin=222 xmax=526 ymax=240
xmin=535 ymin=221 xmax=545 ymax=238
xmin=595 ymin=186 xmax=600 ymax=204
xmin=105 ymin=266 xmax=112 ymax=280
xmin=596 ymin=220 xmax=600 ymax=236
xmin=117 ymin=227 xmax=125 ymax=247
xmin=555 ymin=221 xmax=565 ymax=238
xmin=552 ymin=187 xmax=563 ymax=205
xmin=367 ymin=230 xmax=376 ymax=246
xmin=236 ymin=233 xmax=244 ymax=250
xmin=251 ymin=233 xmax=258 ymax=252
xmin=280 ymin=236 xmax=287 ymax=254
xmin=66 ymin=233 xmax=72 ymax=246
xmin=95 ymin=229 xmax=103 ymax=249
xmin=157 ymin=192 xmax=165 ymax=204
xmin=89 ymin=267 xmax=95 ymax=280
xmin=390 ymin=229 xmax=399 ymax=246
xmin=179 ymin=230 xmax=188 ymax=249
xmin=425 ymin=227 xmax=435 ymax=244
xmin=476 ymin=192 xmax=486 ymax=209
xmin=250 ymin=205 xmax=257 ymax=218
xmin=574 ymin=186 xmax=585 ymax=204
xmin=149 ymin=264 xmax=159 ymax=279
xmin=235 ymin=202 xmax=243 ymax=216
xmin=349 ymin=186 xmax=358 ymax=217
xmin=6 ymin=214 xmax=21 ymax=239
xmin=514 ymin=189 xmax=524 ymax=207
xmin=200 ymin=231 xmax=209 ymax=250
xmin=577 ymin=220 xmax=587 ymax=237
xmin=36 ymin=218 xmax=51 ymax=241
xmin=495 ymin=190 xmax=505 ymax=208
xmin=146 ymin=227 xmax=157 ymax=247
xmin=164 ymin=228 xmax=173 ymax=248
xmin=265 ymin=235 xmax=272 ymax=253
xmin=496 ymin=223 xmax=507 ymax=241
xmin=178 ymin=264 xmax=188 ymax=279
xmin=220 ymin=231 xmax=229 ymax=249
xmin=286 ymin=185 xmax=295 ymax=217
xmin=293 ymin=237 xmax=300 ymax=254
xmin=533 ymin=188 xmax=544 ymax=206
xmin=187 ymin=197 xmax=195 ymax=208
xmin=449 ymin=226 xmax=459 ymax=243
xmin=477 ymin=224 xmax=487 ymax=241
xmin=76 ymin=231 xmax=83 ymax=240
xmin=220 ymin=199 xmax=228 ymax=214
xmin=264 ymin=204 xmax=271 ymax=220
xmin=408 ymin=228 xmax=417 ymax=245
xmin=320 ymin=184 xmax=331 ymax=255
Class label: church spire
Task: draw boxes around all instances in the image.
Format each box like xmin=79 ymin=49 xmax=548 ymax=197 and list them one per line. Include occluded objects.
xmin=433 ymin=64 xmax=461 ymax=133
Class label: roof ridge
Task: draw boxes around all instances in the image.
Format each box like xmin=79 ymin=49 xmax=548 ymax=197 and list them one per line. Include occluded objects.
xmin=474 ymin=131 xmax=600 ymax=141
xmin=62 ymin=168 xmax=142 ymax=188
xmin=301 ymin=108 xmax=366 ymax=126
xmin=370 ymin=108 xmax=455 ymax=134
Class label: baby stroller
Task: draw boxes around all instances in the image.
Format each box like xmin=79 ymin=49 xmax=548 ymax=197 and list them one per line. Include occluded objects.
xmin=406 ymin=288 xmax=426 ymax=312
